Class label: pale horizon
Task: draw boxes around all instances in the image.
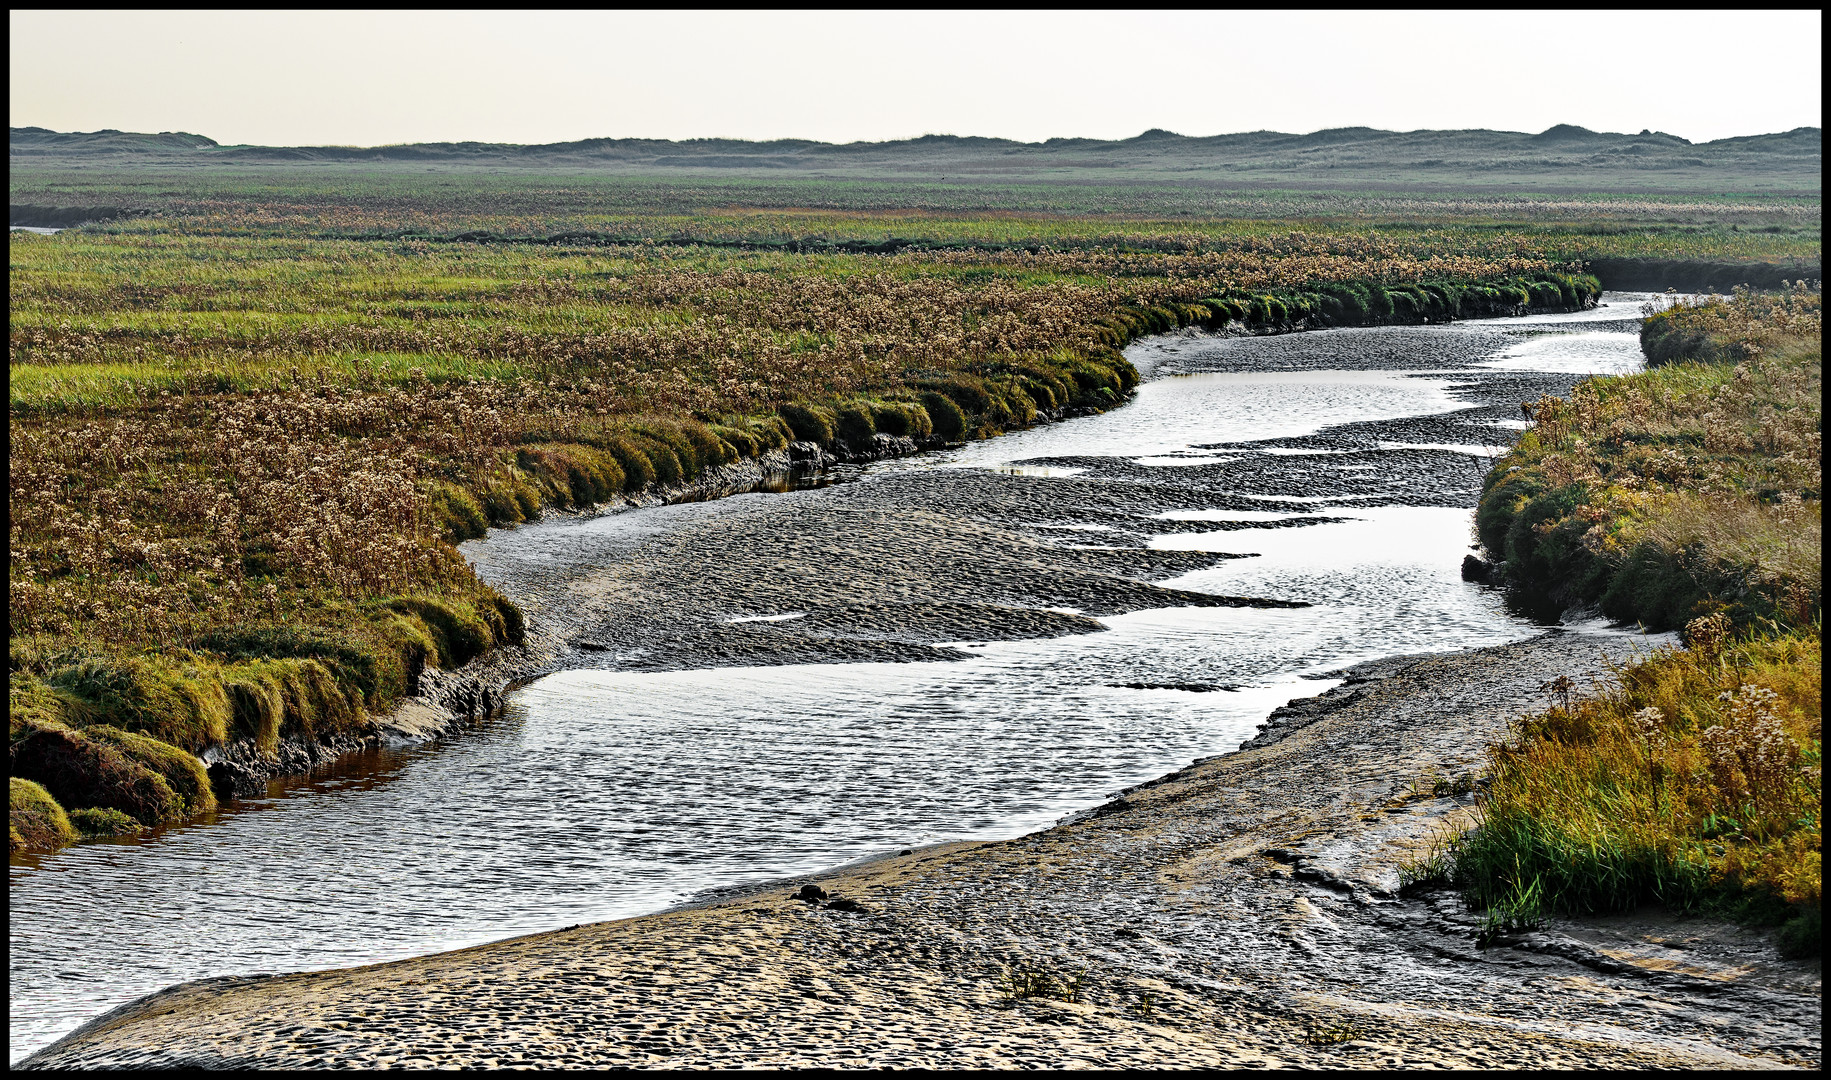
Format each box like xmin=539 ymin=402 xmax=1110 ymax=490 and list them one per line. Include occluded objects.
xmin=10 ymin=10 xmax=1823 ymax=149
xmin=12 ymin=120 xmax=1820 ymax=151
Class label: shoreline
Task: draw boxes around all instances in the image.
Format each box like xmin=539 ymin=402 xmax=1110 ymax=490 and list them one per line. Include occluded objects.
xmin=25 ymin=627 xmax=1817 ymax=1069
xmin=13 ymin=295 xmax=1666 ymax=1061
xmin=12 ymin=290 xmax=1606 ymax=828
xmin=313 ymin=291 xmax=1606 ymax=759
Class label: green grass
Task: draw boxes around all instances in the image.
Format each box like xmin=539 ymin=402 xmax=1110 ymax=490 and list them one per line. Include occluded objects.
xmin=1447 ymin=627 xmax=1820 ymax=955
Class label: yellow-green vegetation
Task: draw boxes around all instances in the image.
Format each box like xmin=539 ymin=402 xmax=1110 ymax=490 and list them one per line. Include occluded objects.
xmin=10 ymin=777 xmax=78 ymax=854
xmin=4 ymin=173 xmax=1799 ymax=854
xmin=997 ymin=965 xmax=1085 ymax=1004
xmin=1641 ymin=282 xmax=1825 ymax=366
xmin=1478 ymin=286 xmax=1821 ymax=629
xmin=1458 ymin=285 xmax=1822 ymax=955
xmin=1443 ymin=622 xmax=1820 ymax=956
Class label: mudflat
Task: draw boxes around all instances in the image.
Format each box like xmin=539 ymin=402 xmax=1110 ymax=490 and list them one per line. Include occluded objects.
xmin=24 ymin=630 xmax=1819 ymax=1070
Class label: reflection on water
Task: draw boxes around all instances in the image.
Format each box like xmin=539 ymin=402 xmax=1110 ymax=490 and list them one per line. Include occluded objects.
xmin=943 ymin=369 xmax=1465 ymax=466
xmin=1478 ymin=330 xmax=1648 ymax=375
xmin=9 ymin=299 xmax=1657 ymax=1063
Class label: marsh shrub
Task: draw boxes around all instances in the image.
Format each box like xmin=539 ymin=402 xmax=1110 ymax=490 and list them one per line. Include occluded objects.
xmin=749 ymin=415 xmax=794 ymax=450
xmin=835 ymin=403 xmax=876 ymax=447
xmin=1642 ymin=283 xmax=1822 ymax=367
xmin=636 ymin=439 xmax=683 ymax=486
xmin=600 ymin=435 xmax=658 ymax=491
xmin=10 ymin=719 xmax=186 ymax=827
xmin=1018 ymin=377 xmax=1056 ymax=411
xmin=196 ymin=623 xmax=397 ymax=705
xmin=868 ymin=402 xmax=909 ymax=437
xmin=710 ymin=424 xmax=759 ymax=459
xmin=45 ymin=655 xmax=230 ymax=752
xmin=10 ymin=777 xmax=77 ymax=853
xmin=778 ymin=403 xmax=836 ymax=445
xmin=1458 ymin=285 xmax=1821 ymax=955
xmin=69 ymin=806 xmax=140 ymax=837
xmin=924 ymin=376 xmax=992 ymax=415
xmin=387 ymin=596 xmax=497 ymax=669
xmin=1478 ymin=298 xmax=1820 ymax=630
xmin=1451 ymin=626 xmax=1821 ymax=953
xmin=901 ymin=402 xmax=935 ymax=438
xmin=478 ymin=484 xmax=527 ymax=526
xmin=82 ymin=724 xmax=215 ymax=816
xmin=917 ymin=392 xmax=967 ymax=440
xmin=428 ymin=482 xmax=489 ymax=542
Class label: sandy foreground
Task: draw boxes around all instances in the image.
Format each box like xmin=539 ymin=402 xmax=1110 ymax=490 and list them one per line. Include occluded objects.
xmin=22 ymin=632 xmax=1821 ymax=1070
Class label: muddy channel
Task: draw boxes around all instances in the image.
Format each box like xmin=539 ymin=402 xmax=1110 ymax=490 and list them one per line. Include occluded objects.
xmin=15 ymin=295 xmax=1818 ymax=1067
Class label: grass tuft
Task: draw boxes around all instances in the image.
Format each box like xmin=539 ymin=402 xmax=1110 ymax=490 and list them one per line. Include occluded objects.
xmin=10 ymin=777 xmax=78 ymax=853
xmin=1448 ymin=625 xmax=1820 ymax=953
xmin=69 ymin=805 xmax=142 ymax=837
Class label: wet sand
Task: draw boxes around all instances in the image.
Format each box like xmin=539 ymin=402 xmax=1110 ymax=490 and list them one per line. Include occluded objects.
xmin=23 ymin=632 xmax=1820 ymax=1070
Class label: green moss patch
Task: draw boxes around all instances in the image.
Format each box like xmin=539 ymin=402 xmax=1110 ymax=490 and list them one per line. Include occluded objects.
xmin=69 ymin=806 xmax=142 ymax=837
xmin=10 ymin=777 xmax=78 ymax=853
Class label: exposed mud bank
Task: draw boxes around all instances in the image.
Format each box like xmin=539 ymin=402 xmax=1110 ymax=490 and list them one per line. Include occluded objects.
xmin=232 ymin=434 xmax=958 ymax=790
xmin=24 ymin=630 xmax=1818 ymax=1069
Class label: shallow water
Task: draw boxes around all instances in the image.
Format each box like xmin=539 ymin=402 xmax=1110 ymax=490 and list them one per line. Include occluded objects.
xmin=8 ymin=295 xmax=1670 ymax=1062
xmin=944 ymin=369 xmax=1466 ymax=465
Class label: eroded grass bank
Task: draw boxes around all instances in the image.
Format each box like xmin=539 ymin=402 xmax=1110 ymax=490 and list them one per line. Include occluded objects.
xmin=8 ymin=222 xmax=1605 ymax=853
xmin=1449 ymin=287 xmax=1822 ymax=954
xmin=1478 ymin=284 xmax=1821 ymax=629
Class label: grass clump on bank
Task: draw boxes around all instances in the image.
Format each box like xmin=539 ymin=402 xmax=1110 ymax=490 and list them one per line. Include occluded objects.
xmin=10 ymin=777 xmax=78 ymax=853
xmin=1440 ymin=622 xmax=1820 ymax=956
xmin=1477 ymin=285 xmax=1821 ymax=630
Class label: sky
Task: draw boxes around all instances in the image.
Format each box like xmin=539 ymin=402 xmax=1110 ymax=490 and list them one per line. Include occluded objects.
xmin=10 ymin=10 xmax=1823 ymax=147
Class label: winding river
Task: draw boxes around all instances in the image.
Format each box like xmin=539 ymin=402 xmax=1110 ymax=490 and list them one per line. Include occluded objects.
xmin=8 ymin=295 xmax=1673 ymax=1062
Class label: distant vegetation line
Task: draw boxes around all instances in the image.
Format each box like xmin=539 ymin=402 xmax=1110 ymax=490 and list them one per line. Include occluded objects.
xmin=9 ymin=122 xmax=1820 ymax=185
